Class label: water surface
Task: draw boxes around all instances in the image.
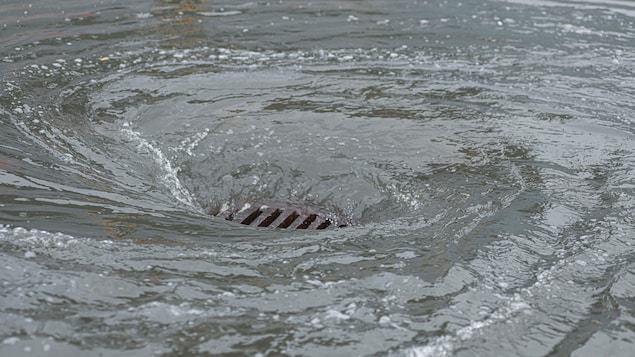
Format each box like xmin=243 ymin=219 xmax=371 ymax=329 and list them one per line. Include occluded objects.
xmin=1 ymin=0 xmax=634 ymax=356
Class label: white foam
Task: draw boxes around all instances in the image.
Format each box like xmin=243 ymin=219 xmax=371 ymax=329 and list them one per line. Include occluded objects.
xmin=180 ymin=128 xmax=209 ymax=156
xmin=136 ymin=12 xmax=153 ymax=19
xmin=237 ymin=203 xmax=251 ymax=213
xmin=121 ymin=125 xmax=198 ymax=209
xmin=2 ymin=337 xmax=20 ymax=345
xmin=324 ymin=309 xmax=350 ymax=321
xmin=403 ymin=293 xmax=531 ymax=356
xmin=0 ymin=225 xmax=86 ymax=257
xmin=197 ymin=11 xmax=241 ymax=17
xmin=378 ymin=315 xmax=391 ymax=326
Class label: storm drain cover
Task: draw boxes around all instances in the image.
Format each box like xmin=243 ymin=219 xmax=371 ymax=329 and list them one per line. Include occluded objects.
xmin=215 ymin=199 xmax=348 ymax=230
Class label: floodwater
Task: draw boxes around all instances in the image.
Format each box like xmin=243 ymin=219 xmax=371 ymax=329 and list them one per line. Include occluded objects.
xmin=1 ymin=0 xmax=634 ymax=355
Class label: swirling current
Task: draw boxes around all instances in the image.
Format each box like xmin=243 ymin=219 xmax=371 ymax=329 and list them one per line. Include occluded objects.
xmin=1 ymin=0 xmax=634 ymax=356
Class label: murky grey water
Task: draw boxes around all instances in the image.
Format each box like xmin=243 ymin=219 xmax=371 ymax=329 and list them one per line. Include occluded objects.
xmin=1 ymin=0 xmax=634 ymax=356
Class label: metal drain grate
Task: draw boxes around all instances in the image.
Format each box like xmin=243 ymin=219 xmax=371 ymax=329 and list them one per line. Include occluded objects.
xmin=215 ymin=199 xmax=348 ymax=230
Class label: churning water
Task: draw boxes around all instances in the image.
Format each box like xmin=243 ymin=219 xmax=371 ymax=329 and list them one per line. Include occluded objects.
xmin=1 ymin=0 xmax=634 ymax=356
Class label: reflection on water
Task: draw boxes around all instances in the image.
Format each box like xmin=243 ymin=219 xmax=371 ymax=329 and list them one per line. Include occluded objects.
xmin=1 ymin=0 xmax=635 ymax=356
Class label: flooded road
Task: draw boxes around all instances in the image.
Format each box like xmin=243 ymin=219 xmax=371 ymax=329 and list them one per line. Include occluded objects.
xmin=1 ymin=0 xmax=634 ymax=356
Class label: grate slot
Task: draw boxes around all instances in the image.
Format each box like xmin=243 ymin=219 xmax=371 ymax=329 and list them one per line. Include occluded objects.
xmin=258 ymin=209 xmax=282 ymax=227
xmin=316 ymin=220 xmax=332 ymax=230
xmin=296 ymin=214 xmax=317 ymax=229
xmin=277 ymin=211 xmax=300 ymax=228
xmin=240 ymin=208 xmax=263 ymax=225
